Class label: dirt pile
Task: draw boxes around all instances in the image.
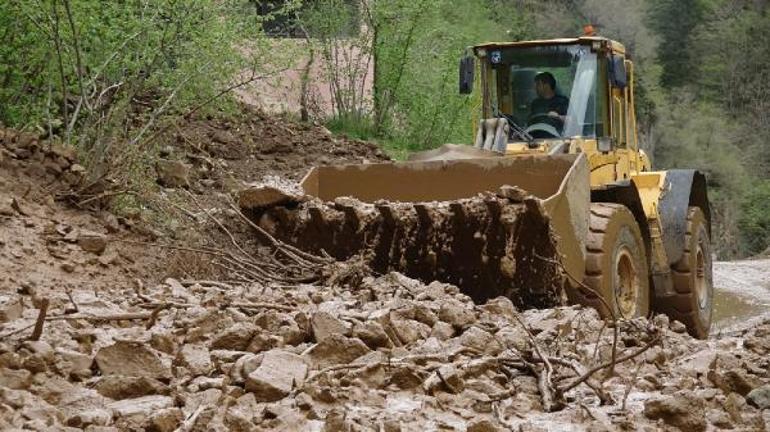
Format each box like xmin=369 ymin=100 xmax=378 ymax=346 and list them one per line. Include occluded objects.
xmin=1 ymin=263 xmax=769 ymax=430
xmin=250 ymin=191 xmax=563 ymax=308
xmin=0 ymin=129 xmax=85 ymax=196
xmin=159 ymin=107 xmax=389 ymax=192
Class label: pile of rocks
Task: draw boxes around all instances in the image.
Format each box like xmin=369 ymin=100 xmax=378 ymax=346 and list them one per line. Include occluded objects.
xmin=0 ymin=268 xmax=769 ymax=431
xmin=0 ymin=129 xmax=85 ymax=191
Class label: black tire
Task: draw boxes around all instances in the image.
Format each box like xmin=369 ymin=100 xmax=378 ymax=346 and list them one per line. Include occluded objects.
xmin=658 ymin=207 xmax=713 ymax=339
xmin=568 ymin=203 xmax=650 ymax=319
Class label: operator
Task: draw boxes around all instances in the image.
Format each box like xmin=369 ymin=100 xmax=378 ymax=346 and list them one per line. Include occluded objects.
xmin=529 ymin=72 xmax=569 ymax=131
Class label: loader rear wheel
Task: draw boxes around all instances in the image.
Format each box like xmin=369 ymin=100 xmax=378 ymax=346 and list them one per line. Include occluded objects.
xmin=573 ymin=203 xmax=650 ymax=319
xmin=659 ymin=207 xmax=713 ymax=339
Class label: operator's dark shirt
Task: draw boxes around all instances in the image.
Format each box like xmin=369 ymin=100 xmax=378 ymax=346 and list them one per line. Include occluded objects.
xmin=530 ymin=95 xmax=570 ymax=119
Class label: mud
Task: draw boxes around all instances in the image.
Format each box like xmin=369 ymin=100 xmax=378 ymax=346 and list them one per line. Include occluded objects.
xmin=712 ymin=259 xmax=770 ymax=332
xmin=163 ymin=106 xmax=389 ymax=186
xmin=254 ymin=193 xmax=565 ymax=309
xmin=2 ymin=121 xmax=770 ymax=431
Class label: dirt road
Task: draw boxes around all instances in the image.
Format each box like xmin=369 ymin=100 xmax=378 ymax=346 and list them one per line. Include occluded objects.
xmin=713 ymin=258 xmax=770 ymax=332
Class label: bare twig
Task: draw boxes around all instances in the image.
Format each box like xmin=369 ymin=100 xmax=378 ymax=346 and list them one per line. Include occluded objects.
xmin=29 ymin=299 xmax=50 ymax=341
xmin=559 ymin=332 xmax=661 ymax=394
xmin=145 ymin=304 xmax=168 ymax=330
xmin=511 ymin=313 xmax=560 ymax=411
xmin=175 ymin=404 xmax=206 ymax=432
xmin=535 ymin=253 xmax=620 ymax=377
xmin=65 ymin=289 xmax=79 ymax=313
xmin=621 ymin=361 xmax=643 ymax=410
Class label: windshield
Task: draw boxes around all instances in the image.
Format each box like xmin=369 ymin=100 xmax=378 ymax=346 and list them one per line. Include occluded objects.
xmin=488 ymin=44 xmax=603 ymax=139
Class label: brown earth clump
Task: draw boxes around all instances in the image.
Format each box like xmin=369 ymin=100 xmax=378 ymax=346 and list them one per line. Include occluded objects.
xmin=252 ymin=192 xmax=564 ymax=308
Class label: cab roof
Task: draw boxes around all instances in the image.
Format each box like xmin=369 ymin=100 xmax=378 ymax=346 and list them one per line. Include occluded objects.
xmin=473 ymin=37 xmax=626 ymax=55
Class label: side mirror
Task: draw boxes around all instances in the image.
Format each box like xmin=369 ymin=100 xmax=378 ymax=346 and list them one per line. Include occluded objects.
xmin=459 ymin=56 xmax=475 ymax=94
xmin=609 ymin=55 xmax=627 ymax=88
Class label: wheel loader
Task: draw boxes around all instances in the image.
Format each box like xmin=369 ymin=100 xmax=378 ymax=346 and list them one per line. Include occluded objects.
xmin=243 ymin=34 xmax=714 ymax=338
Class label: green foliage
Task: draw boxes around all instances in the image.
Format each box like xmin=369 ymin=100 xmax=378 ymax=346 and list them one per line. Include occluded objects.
xmin=739 ymin=181 xmax=770 ymax=256
xmin=0 ymin=0 xmax=298 ymax=201
xmin=354 ymin=0 xmax=507 ymax=150
xmin=646 ymin=0 xmax=705 ymax=88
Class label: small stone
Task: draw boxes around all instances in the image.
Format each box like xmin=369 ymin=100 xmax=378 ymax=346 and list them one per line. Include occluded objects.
xmin=61 ymin=262 xmax=77 ymax=273
xmin=706 ymin=409 xmax=734 ymax=429
xmin=245 ymin=349 xmax=308 ymax=402
xmin=210 ymin=323 xmax=258 ymax=351
xmin=424 ymin=364 xmax=464 ymax=394
xmin=108 ymin=395 xmax=173 ymax=418
xmin=311 ymin=311 xmax=349 ymax=342
xmin=95 ymin=341 xmax=170 ymax=379
xmin=746 ymin=384 xmax=770 ymax=409
xmin=0 ymin=294 xmax=23 ymax=323
xmin=430 ymin=321 xmax=455 ymax=341
xmin=438 ymin=299 xmax=476 ymax=330
xmin=643 ymin=391 xmax=706 ymax=432
xmin=77 ymin=230 xmax=108 ymax=254
xmin=94 ymin=375 xmax=168 ymax=400
xmin=467 ymin=419 xmax=504 ymax=432
xmin=459 ymin=326 xmax=502 ymax=354
xmin=708 ymin=368 xmax=759 ymax=396
xmin=146 ymin=407 xmax=183 ymax=432
xmin=0 ymin=367 xmax=32 ymax=389
xmin=174 ymin=344 xmax=212 ymax=375
xmin=303 ymin=335 xmax=371 ymax=369
xmin=156 ymin=159 xmax=191 ymax=188
xmin=390 ymin=318 xmax=431 ymax=345
xmin=670 ymin=320 xmax=687 ymax=333
xmin=66 ymin=408 xmax=113 ymax=428
xmin=149 ymin=332 xmax=177 ymax=355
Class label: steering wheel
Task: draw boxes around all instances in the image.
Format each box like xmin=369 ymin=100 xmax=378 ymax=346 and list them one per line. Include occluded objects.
xmin=528 ymin=113 xmax=561 ymax=126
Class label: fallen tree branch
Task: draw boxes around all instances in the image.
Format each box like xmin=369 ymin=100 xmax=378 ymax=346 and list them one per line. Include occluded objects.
xmin=534 ymin=252 xmax=620 ymax=377
xmin=511 ymin=312 xmax=561 ymax=411
xmin=559 ymin=332 xmax=661 ymax=394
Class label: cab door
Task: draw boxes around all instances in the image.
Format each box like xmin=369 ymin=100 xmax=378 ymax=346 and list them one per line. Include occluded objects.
xmin=608 ymin=55 xmax=635 ymax=181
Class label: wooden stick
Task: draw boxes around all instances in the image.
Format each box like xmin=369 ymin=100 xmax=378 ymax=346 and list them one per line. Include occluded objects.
xmin=29 ymin=299 xmax=49 ymax=341
xmin=559 ymin=333 xmax=661 ymax=394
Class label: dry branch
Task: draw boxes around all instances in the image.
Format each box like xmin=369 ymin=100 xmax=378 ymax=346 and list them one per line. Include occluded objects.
xmin=29 ymin=299 xmax=49 ymax=341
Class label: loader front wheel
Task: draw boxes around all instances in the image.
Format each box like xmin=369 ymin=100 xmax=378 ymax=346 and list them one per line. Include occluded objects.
xmin=575 ymin=203 xmax=650 ymax=320
xmin=659 ymin=207 xmax=713 ymax=339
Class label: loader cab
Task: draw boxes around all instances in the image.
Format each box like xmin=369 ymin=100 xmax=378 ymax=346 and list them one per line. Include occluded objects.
xmin=463 ymin=37 xmax=641 ymax=167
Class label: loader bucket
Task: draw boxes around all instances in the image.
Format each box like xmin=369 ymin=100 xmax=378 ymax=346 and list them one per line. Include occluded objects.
xmin=260 ymin=153 xmax=590 ymax=308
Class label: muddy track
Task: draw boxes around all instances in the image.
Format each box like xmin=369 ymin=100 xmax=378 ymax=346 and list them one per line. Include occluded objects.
xmin=256 ymin=193 xmax=565 ymax=308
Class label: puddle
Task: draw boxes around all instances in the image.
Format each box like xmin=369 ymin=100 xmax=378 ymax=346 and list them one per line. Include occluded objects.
xmin=711 ymin=259 xmax=770 ymax=332
xmin=712 ymin=288 xmax=768 ymax=331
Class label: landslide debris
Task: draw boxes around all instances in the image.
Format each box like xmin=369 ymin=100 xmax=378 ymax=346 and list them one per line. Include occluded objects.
xmin=1 ymin=265 xmax=769 ymax=431
xmin=1 ymin=119 xmax=769 ymax=431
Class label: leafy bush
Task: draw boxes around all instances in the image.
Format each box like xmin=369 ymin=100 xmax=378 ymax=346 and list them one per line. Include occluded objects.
xmin=0 ymin=0 xmax=295 ymax=193
xmin=739 ymin=181 xmax=770 ymax=256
